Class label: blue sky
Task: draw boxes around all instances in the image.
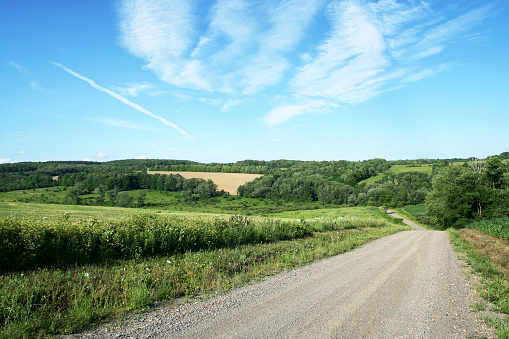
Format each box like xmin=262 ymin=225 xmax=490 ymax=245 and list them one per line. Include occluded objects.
xmin=1 ymin=0 xmax=508 ymax=164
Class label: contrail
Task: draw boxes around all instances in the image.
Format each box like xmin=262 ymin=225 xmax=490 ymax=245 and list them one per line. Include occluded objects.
xmin=52 ymin=62 xmax=197 ymax=141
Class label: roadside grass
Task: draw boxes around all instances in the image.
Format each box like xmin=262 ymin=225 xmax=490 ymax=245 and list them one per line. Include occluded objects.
xmin=448 ymin=228 xmax=509 ymax=337
xmin=393 ymin=204 xmax=435 ymax=230
xmin=0 ymin=215 xmax=410 ymax=338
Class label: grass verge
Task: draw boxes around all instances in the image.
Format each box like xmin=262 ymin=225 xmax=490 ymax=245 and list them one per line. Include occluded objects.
xmin=448 ymin=228 xmax=509 ymax=337
xmin=393 ymin=204 xmax=434 ymax=230
xmin=1 ymin=222 xmax=409 ymax=338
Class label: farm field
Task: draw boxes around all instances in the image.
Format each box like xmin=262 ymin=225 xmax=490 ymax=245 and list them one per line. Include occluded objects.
xmin=0 ymin=201 xmax=410 ymax=338
xmin=146 ymin=171 xmax=263 ymax=195
xmin=0 ymin=188 xmax=321 ymax=216
xmin=267 ymin=206 xmax=388 ymax=219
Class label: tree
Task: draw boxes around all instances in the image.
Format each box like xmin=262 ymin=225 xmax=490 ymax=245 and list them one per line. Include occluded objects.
xmin=94 ymin=185 xmax=107 ymax=205
xmin=196 ymin=179 xmax=217 ymax=200
xmin=116 ymin=191 xmax=132 ymax=207
xmin=136 ymin=190 xmax=147 ymax=207
xmin=485 ymin=156 xmax=503 ymax=189
xmin=64 ymin=186 xmax=81 ymax=205
xmin=425 ymin=166 xmax=476 ymax=229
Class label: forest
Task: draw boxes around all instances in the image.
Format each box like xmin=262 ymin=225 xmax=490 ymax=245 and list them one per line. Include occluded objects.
xmin=1 ymin=152 xmax=508 ymax=229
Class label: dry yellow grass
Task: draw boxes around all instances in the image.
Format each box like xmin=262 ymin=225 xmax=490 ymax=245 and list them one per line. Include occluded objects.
xmin=460 ymin=228 xmax=509 ymax=276
xmin=146 ymin=171 xmax=263 ymax=195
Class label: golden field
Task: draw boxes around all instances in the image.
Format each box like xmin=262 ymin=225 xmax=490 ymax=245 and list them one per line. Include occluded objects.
xmin=146 ymin=171 xmax=263 ymax=195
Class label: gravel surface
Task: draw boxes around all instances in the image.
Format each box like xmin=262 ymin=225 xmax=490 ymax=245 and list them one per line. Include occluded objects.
xmin=66 ymin=217 xmax=494 ymax=338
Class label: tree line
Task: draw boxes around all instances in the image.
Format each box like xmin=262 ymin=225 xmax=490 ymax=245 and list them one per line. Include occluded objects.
xmin=1 ymin=154 xmax=508 ymax=227
xmin=426 ymin=156 xmax=509 ymax=229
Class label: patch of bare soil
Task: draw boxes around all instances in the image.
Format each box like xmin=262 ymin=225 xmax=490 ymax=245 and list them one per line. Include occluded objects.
xmin=146 ymin=171 xmax=262 ymax=195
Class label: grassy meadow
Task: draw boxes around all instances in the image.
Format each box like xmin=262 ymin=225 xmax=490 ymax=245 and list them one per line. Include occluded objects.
xmin=0 ymin=188 xmax=323 ymax=216
xmin=0 ymin=195 xmax=411 ymax=338
xmin=360 ymin=164 xmax=434 ymax=184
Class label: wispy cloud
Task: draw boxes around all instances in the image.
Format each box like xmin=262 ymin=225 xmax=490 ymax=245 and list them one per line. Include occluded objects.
xmin=198 ymin=97 xmax=243 ymax=112
xmin=118 ymin=0 xmax=493 ymax=125
xmin=0 ymin=158 xmax=12 ymax=164
xmin=221 ymin=99 xmax=243 ymax=112
xmin=119 ymin=0 xmax=323 ymax=94
xmin=29 ymin=81 xmax=45 ymax=92
xmin=264 ymin=99 xmax=338 ymax=125
xmin=402 ymin=64 xmax=451 ymax=83
xmin=112 ymin=83 xmax=155 ymax=97
xmin=7 ymin=60 xmax=29 ymax=74
xmin=53 ymin=62 xmax=196 ymax=141
xmin=88 ymin=117 xmax=157 ymax=131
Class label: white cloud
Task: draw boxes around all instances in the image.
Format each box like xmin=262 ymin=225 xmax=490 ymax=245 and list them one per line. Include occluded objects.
xmin=118 ymin=0 xmax=323 ymax=94
xmin=7 ymin=61 xmax=29 ymax=74
xmin=0 ymin=158 xmax=11 ymax=164
xmin=53 ymin=62 xmax=196 ymax=141
xmin=96 ymin=152 xmax=108 ymax=159
xmin=117 ymin=0 xmax=493 ymax=125
xmin=113 ymin=83 xmax=154 ymax=96
xmin=18 ymin=150 xmax=25 ymax=154
xmin=264 ymin=99 xmax=337 ymax=125
xmin=221 ymin=99 xmax=243 ymax=112
xmin=136 ymin=155 xmax=147 ymax=159
xmin=83 ymin=158 xmax=93 ymax=162
xmin=402 ymin=64 xmax=450 ymax=83
xmin=88 ymin=117 xmax=156 ymax=131
xmin=29 ymin=81 xmax=45 ymax=92
xmin=198 ymin=98 xmax=223 ymax=106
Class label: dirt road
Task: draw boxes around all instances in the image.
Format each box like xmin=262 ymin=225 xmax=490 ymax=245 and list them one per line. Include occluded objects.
xmin=78 ymin=215 xmax=492 ymax=338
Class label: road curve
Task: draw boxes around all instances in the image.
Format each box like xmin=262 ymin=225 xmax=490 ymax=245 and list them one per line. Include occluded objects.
xmin=76 ymin=218 xmax=492 ymax=338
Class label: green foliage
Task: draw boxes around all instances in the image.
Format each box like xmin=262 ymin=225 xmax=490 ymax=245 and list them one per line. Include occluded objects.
xmin=426 ymin=157 xmax=509 ymax=229
xmin=426 ymin=166 xmax=476 ymax=229
xmin=466 ymin=217 xmax=509 ymax=240
xmin=0 ymin=214 xmax=317 ymax=273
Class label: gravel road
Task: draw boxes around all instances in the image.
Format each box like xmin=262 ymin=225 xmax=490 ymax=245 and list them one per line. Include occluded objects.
xmin=71 ymin=214 xmax=493 ymax=338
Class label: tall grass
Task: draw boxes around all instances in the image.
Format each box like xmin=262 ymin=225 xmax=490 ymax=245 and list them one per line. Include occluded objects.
xmin=0 ymin=215 xmax=409 ymax=338
xmin=0 ymin=214 xmax=314 ymax=273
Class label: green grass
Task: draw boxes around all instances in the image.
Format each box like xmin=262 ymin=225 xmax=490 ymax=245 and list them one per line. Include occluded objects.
xmin=0 ymin=201 xmax=150 ymax=223
xmin=267 ymin=206 xmax=386 ymax=219
xmin=0 ymin=188 xmax=328 ymax=216
xmin=449 ymin=228 xmax=509 ymax=337
xmin=0 ymin=213 xmax=410 ymax=338
xmin=393 ymin=204 xmax=434 ymax=230
xmin=361 ymin=164 xmax=433 ymax=184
